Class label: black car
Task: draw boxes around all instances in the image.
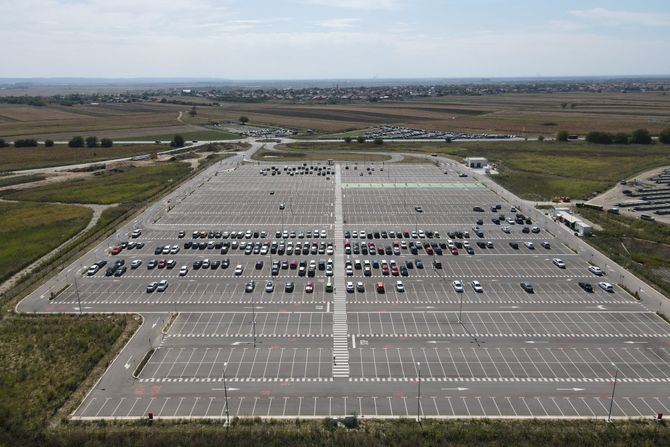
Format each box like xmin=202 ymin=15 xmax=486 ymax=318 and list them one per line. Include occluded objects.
xmin=509 ymin=242 xmax=519 ymax=249
xmin=210 ymin=260 xmax=220 ymax=269
xmin=285 ymin=282 xmax=295 ymax=292
xmin=255 ymin=260 xmax=264 ymax=270
xmin=147 ymin=260 xmax=157 ymax=269
xmin=193 ymin=260 xmax=202 ymax=269
xmin=114 ymin=266 xmax=127 ymax=277
xmin=105 ymin=266 xmax=116 ymax=276
xmin=578 ymin=282 xmax=594 ymax=293
xmin=221 ymin=259 xmax=230 ymax=269
xmin=520 ymin=282 xmax=534 ymax=293
xmin=94 ymin=260 xmax=107 ymax=268
xmin=154 ymin=246 xmax=163 ymax=255
xmin=415 ymin=259 xmax=424 ymax=269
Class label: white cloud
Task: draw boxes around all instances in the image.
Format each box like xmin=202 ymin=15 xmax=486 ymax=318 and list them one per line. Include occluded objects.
xmin=316 ymin=18 xmax=360 ymax=28
xmin=305 ymin=0 xmax=399 ymax=11
xmin=569 ymin=8 xmax=670 ymax=27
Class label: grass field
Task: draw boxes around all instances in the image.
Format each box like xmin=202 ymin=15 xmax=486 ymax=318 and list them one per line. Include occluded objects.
xmin=282 ymin=140 xmax=670 ymax=200
xmin=577 ymin=207 xmax=670 ymax=297
xmin=117 ymin=129 xmax=239 ymax=142
xmin=0 ymin=202 xmax=91 ymax=282
xmin=0 ymin=174 xmax=46 ymax=188
xmin=1 ymin=162 xmax=192 ymax=204
xmin=252 ymin=147 xmax=391 ymax=162
xmin=0 ymin=314 xmax=130 ymax=447
xmin=0 ymin=144 xmax=170 ymax=172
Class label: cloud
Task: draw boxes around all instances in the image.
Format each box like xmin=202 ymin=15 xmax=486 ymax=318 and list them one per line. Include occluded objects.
xmin=305 ymin=0 xmax=399 ymax=11
xmin=569 ymin=8 xmax=670 ymax=27
xmin=316 ymin=18 xmax=360 ymax=29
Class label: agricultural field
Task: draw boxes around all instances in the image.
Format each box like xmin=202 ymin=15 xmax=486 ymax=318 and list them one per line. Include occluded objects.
xmin=251 ymin=146 xmax=391 ymax=162
xmin=0 ymin=144 xmax=170 ymax=172
xmin=0 ymin=174 xmax=46 ymax=188
xmin=117 ymin=129 xmax=239 ymax=142
xmin=0 ymin=201 xmax=91 ymax=282
xmin=1 ymin=162 xmax=192 ymax=204
xmin=281 ymin=140 xmax=670 ymax=200
xmin=195 ymin=92 xmax=670 ymax=135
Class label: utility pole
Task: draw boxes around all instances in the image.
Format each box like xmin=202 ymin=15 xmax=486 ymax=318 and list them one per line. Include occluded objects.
xmin=74 ymin=271 xmax=82 ymax=315
xmin=417 ymin=362 xmax=422 ymax=422
xmin=223 ymin=362 xmax=230 ymax=427
xmin=607 ymin=363 xmax=619 ymax=423
xmin=252 ymin=298 xmax=257 ymax=349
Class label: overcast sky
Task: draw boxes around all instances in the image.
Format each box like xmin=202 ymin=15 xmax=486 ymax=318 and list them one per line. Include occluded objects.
xmin=2 ymin=0 xmax=669 ymax=79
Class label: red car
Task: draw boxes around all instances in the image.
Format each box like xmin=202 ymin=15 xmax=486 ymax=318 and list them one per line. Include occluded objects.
xmin=110 ymin=246 xmax=122 ymax=255
xmin=451 ymin=246 xmax=459 ymax=255
xmin=157 ymin=259 xmax=166 ymax=269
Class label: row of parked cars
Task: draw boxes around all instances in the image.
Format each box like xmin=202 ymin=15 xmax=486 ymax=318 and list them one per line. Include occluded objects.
xmin=185 ymin=229 xmax=330 ymax=239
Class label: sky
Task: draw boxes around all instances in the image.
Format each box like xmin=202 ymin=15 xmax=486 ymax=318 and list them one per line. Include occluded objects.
xmin=2 ymin=0 xmax=669 ymax=79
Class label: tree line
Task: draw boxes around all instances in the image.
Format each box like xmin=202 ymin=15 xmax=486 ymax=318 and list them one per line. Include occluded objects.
xmin=0 ymin=137 xmax=114 ymax=148
xmin=557 ymin=128 xmax=670 ymax=145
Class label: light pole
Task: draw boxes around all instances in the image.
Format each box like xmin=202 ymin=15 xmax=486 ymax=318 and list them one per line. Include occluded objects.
xmin=417 ymin=362 xmax=422 ymax=422
xmin=251 ymin=297 xmax=257 ymax=349
xmin=73 ymin=268 xmax=83 ymax=315
xmin=223 ymin=361 xmax=230 ymax=427
xmin=607 ymin=363 xmax=619 ymax=423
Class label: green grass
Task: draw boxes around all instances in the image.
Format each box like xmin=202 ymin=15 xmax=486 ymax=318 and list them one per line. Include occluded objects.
xmin=578 ymin=207 xmax=670 ymax=297
xmin=282 ymin=141 xmax=670 ymax=200
xmin=0 ymin=202 xmax=91 ymax=282
xmin=0 ymin=144 xmax=170 ymax=172
xmin=0 ymin=174 xmax=46 ymax=188
xmin=44 ymin=418 xmax=670 ymax=447
xmin=1 ymin=162 xmax=192 ymax=204
xmin=0 ymin=314 xmax=130 ymax=446
xmin=117 ymin=129 xmax=239 ymax=142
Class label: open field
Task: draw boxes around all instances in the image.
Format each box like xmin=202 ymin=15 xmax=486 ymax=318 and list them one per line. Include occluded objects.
xmin=0 ymin=201 xmax=91 ymax=282
xmin=195 ymin=92 xmax=670 ymax=135
xmin=251 ymin=147 xmax=391 ymax=162
xmin=117 ymin=129 xmax=239 ymax=142
xmin=577 ymin=207 xmax=670 ymax=297
xmin=281 ymin=140 xmax=670 ymax=200
xmin=0 ymin=314 xmax=131 ymax=447
xmin=1 ymin=162 xmax=192 ymax=204
xmin=0 ymin=144 xmax=170 ymax=172
xmin=0 ymin=174 xmax=47 ymax=188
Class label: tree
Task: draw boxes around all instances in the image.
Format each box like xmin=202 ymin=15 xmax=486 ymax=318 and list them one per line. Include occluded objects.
xmin=585 ymin=131 xmax=613 ymax=145
xmin=100 ymin=138 xmax=113 ymax=148
xmin=239 ymin=116 xmax=249 ymax=125
xmin=85 ymin=136 xmax=98 ymax=148
xmin=659 ymin=127 xmax=670 ymax=144
xmin=44 ymin=139 xmax=54 ymax=147
xmin=613 ymin=133 xmax=630 ymax=145
xmin=556 ymin=130 xmax=569 ymax=142
xmin=68 ymin=136 xmax=85 ymax=148
xmin=537 ymin=135 xmax=545 ymax=142
xmin=560 ymin=102 xmax=568 ymax=109
xmin=188 ymin=106 xmax=197 ymax=118
xmin=171 ymin=134 xmax=185 ymax=148
xmin=0 ymin=139 xmax=7 ymax=148
xmin=356 ymin=136 xmax=366 ymax=144
xmin=343 ymin=136 xmax=352 ymax=143
xmin=445 ymin=137 xmax=452 ymax=143
xmin=373 ymin=137 xmax=383 ymax=145
xmin=14 ymin=138 xmax=38 ymax=147
xmin=630 ymin=128 xmax=652 ymax=145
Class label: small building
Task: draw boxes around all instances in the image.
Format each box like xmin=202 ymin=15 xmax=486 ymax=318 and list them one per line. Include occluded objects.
xmin=553 ymin=208 xmax=592 ymax=236
xmin=465 ymin=157 xmax=488 ymax=169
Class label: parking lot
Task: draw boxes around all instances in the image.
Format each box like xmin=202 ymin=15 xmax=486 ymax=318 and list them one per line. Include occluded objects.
xmin=21 ymin=160 xmax=670 ymax=420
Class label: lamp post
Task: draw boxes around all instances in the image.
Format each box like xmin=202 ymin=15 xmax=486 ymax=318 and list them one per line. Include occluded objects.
xmin=223 ymin=362 xmax=230 ymax=427
xmin=251 ymin=296 xmax=257 ymax=349
xmin=74 ymin=267 xmax=83 ymax=315
xmin=607 ymin=363 xmax=619 ymax=423
xmin=417 ymin=362 xmax=422 ymax=422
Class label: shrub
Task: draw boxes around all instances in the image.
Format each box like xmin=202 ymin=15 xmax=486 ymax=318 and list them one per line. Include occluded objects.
xmin=660 ymin=127 xmax=670 ymax=144
xmin=100 ymin=138 xmax=113 ymax=148
xmin=613 ymin=133 xmax=630 ymax=144
xmin=445 ymin=137 xmax=452 ymax=143
xmin=556 ymin=130 xmax=569 ymax=142
xmin=585 ymin=131 xmax=613 ymax=145
xmin=85 ymin=136 xmax=98 ymax=148
xmin=171 ymin=134 xmax=185 ymax=148
xmin=44 ymin=139 xmax=55 ymax=147
xmin=68 ymin=136 xmax=85 ymax=148
xmin=14 ymin=138 xmax=38 ymax=147
xmin=0 ymin=138 xmax=7 ymax=147
xmin=343 ymin=137 xmax=352 ymax=143
xmin=537 ymin=135 xmax=545 ymax=142
xmin=373 ymin=137 xmax=384 ymax=145
xmin=356 ymin=136 xmax=366 ymax=143
xmin=630 ymin=128 xmax=652 ymax=145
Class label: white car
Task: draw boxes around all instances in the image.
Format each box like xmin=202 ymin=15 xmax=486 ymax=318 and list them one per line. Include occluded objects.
xmin=345 ymin=265 xmax=353 ymax=276
xmin=265 ymin=281 xmax=274 ymax=292
xmin=86 ymin=265 xmax=99 ymax=276
xmin=325 ymin=265 xmax=333 ymax=276
xmin=130 ymin=259 xmax=142 ymax=269
xmin=552 ymin=258 xmax=566 ymax=268
xmin=356 ymin=281 xmax=365 ymax=292
xmin=524 ymin=241 xmax=535 ymax=249
xmin=598 ymin=281 xmax=614 ymax=292
xmin=471 ymin=280 xmax=483 ymax=293
xmin=170 ymin=245 xmax=180 ymax=254
xmin=234 ymin=264 xmax=244 ymax=275
xmin=179 ymin=266 xmax=188 ymax=276
xmin=156 ymin=280 xmax=168 ymax=292
xmin=396 ymin=280 xmax=405 ymax=292
xmin=346 ymin=281 xmax=354 ymax=293
xmin=501 ymin=226 xmax=511 ymax=233
xmin=589 ymin=265 xmax=604 ymax=276
xmin=452 ymin=280 xmax=464 ymax=292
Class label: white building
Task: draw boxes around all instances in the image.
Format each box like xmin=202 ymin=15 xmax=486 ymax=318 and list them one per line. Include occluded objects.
xmin=465 ymin=157 xmax=488 ymax=169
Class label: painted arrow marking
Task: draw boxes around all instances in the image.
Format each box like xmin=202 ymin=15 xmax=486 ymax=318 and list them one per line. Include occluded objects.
xmin=525 ymin=341 xmax=549 ymax=344
xmin=556 ymin=388 xmax=585 ymax=391
xmin=427 ymin=341 xmax=451 ymax=344
xmin=212 ymin=388 xmax=240 ymax=391
xmin=499 ymin=306 xmax=520 ymax=309
xmin=441 ymin=387 xmax=469 ymax=391
xmin=623 ymin=341 xmax=647 ymax=344
xmin=124 ymin=356 xmax=133 ymax=369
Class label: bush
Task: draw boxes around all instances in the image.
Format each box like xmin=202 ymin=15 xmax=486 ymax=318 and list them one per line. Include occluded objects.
xmin=356 ymin=136 xmax=366 ymax=143
xmin=44 ymin=139 xmax=54 ymax=147
xmin=68 ymin=136 xmax=85 ymax=148
xmin=100 ymin=138 xmax=113 ymax=148
xmin=613 ymin=133 xmax=630 ymax=144
xmin=171 ymin=134 xmax=185 ymax=148
xmin=537 ymin=135 xmax=545 ymax=142
xmin=343 ymin=137 xmax=352 ymax=143
xmin=239 ymin=116 xmax=249 ymax=125
xmin=585 ymin=131 xmax=613 ymax=145
xmin=660 ymin=127 xmax=670 ymax=144
xmin=373 ymin=137 xmax=383 ymax=145
xmin=630 ymin=128 xmax=652 ymax=145
xmin=445 ymin=137 xmax=452 ymax=143
xmin=14 ymin=138 xmax=38 ymax=147
xmin=556 ymin=130 xmax=569 ymax=142
xmin=0 ymin=138 xmax=7 ymax=148
xmin=85 ymin=136 xmax=98 ymax=148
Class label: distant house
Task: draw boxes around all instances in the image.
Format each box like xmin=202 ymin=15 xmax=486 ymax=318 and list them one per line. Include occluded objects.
xmin=465 ymin=157 xmax=488 ymax=169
